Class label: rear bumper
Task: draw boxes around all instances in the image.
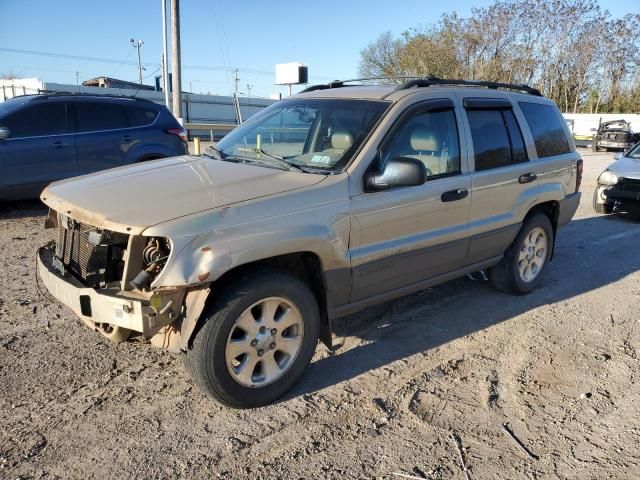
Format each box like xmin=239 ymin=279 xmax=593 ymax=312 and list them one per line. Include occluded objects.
xmin=598 ymin=140 xmax=634 ymax=149
xmin=38 ymin=246 xmax=151 ymax=333
xmin=557 ymin=192 xmax=581 ymax=227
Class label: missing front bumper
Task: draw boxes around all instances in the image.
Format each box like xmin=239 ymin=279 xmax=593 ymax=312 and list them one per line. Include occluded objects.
xmin=37 ymin=245 xmax=178 ymax=335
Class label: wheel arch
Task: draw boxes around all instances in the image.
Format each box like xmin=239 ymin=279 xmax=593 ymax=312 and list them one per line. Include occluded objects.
xmin=182 ymin=251 xmax=334 ymax=352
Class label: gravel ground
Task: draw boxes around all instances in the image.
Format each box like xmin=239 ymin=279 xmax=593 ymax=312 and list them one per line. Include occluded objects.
xmin=1 ymin=150 xmax=639 ymax=480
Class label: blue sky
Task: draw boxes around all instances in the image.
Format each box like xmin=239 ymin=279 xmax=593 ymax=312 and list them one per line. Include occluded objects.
xmin=1 ymin=0 xmax=638 ymax=97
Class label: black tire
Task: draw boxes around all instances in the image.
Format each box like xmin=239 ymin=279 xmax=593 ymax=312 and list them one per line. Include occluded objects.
xmin=593 ymin=186 xmax=613 ymax=214
xmin=184 ymin=269 xmax=320 ymax=408
xmin=488 ymin=213 xmax=554 ymax=295
xmin=136 ymin=155 xmax=165 ymax=163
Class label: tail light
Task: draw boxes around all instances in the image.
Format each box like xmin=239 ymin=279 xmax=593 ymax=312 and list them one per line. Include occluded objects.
xmin=166 ymin=127 xmax=188 ymax=142
xmin=576 ymin=158 xmax=583 ymax=192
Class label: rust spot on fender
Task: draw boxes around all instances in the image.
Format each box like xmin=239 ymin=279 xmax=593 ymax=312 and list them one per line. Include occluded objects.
xmin=198 ymin=272 xmax=210 ymax=282
xmin=201 ymin=246 xmax=211 ymax=252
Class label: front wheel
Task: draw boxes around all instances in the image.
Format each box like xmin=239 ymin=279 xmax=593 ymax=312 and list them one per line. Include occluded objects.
xmin=185 ymin=269 xmax=320 ymax=408
xmin=489 ymin=213 xmax=554 ymax=295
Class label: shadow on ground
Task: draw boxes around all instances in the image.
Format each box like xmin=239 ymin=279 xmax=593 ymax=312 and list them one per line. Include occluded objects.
xmin=0 ymin=199 xmax=47 ymax=219
xmin=291 ymin=214 xmax=640 ymax=398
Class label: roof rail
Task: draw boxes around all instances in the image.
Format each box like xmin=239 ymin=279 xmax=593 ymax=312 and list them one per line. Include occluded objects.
xmin=299 ymin=76 xmax=424 ymax=94
xmin=392 ymin=77 xmax=542 ymax=97
xmin=31 ymin=90 xmax=155 ymax=103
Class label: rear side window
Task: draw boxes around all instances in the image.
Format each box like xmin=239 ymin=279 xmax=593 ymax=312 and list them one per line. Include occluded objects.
xmin=76 ymin=102 xmax=128 ymax=132
xmin=2 ymin=103 xmax=69 ymax=138
xmin=125 ymin=106 xmax=158 ymax=127
xmin=518 ymin=102 xmax=571 ymax=157
xmin=466 ymin=109 xmax=527 ymax=171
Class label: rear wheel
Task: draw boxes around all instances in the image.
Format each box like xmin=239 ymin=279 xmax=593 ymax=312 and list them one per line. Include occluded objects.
xmin=593 ymin=185 xmax=613 ymax=214
xmin=185 ymin=269 xmax=320 ymax=408
xmin=489 ymin=213 xmax=553 ymax=295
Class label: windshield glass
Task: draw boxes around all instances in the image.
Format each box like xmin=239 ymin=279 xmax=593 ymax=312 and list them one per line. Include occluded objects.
xmin=213 ymin=99 xmax=389 ymax=172
xmin=0 ymin=96 xmax=31 ymax=119
xmin=626 ymin=142 xmax=640 ymax=158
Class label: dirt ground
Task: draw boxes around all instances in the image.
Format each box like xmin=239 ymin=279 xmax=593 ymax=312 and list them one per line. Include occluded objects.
xmin=1 ymin=150 xmax=639 ymax=480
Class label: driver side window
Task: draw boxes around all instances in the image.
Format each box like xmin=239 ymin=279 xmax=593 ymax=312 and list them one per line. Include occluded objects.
xmin=382 ymin=107 xmax=461 ymax=179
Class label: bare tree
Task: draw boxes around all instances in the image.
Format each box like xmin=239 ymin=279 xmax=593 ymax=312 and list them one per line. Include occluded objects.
xmin=358 ymin=0 xmax=640 ymax=113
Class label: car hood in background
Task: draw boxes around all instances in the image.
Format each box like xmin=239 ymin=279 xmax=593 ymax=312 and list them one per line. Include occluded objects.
xmin=608 ymin=156 xmax=640 ymax=180
xmin=41 ymin=155 xmax=326 ymax=234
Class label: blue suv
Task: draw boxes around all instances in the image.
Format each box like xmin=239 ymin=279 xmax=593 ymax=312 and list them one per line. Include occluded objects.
xmin=0 ymin=93 xmax=188 ymax=200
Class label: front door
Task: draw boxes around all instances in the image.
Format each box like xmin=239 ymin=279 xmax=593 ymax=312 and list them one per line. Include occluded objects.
xmin=0 ymin=101 xmax=77 ymax=199
xmin=349 ymin=99 xmax=471 ymax=302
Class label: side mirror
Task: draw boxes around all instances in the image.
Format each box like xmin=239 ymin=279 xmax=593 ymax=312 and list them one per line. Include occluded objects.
xmin=613 ymin=152 xmax=622 ymax=160
xmin=364 ymin=156 xmax=427 ymax=192
xmin=0 ymin=127 xmax=9 ymax=141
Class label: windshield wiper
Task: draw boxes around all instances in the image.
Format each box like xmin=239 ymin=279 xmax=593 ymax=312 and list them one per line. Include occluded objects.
xmin=235 ymin=147 xmax=304 ymax=172
xmin=203 ymin=145 xmax=224 ymax=159
xmin=256 ymin=149 xmax=306 ymax=172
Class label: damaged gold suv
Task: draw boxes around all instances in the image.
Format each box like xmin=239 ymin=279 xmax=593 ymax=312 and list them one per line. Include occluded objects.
xmin=38 ymin=77 xmax=582 ymax=408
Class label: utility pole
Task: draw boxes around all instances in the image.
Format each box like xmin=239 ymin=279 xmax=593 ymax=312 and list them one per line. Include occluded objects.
xmin=130 ymin=39 xmax=144 ymax=84
xmin=170 ymin=0 xmax=183 ymax=120
xmin=75 ymin=71 xmax=79 ymax=86
xmin=161 ymin=0 xmax=170 ymax=108
xmin=233 ymin=69 xmax=240 ymax=97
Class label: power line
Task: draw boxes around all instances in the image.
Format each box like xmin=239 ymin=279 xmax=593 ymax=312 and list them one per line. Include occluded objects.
xmin=0 ymin=47 xmax=275 ymax=76
xmin=0 ymin=47 xmax=336 ymax=80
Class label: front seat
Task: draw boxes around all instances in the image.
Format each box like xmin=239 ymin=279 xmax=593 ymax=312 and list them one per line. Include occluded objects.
xmin=324 ymin=128 xmax=354 ymax=157
xmin=408 ymin=126 xmax=441 ymax=174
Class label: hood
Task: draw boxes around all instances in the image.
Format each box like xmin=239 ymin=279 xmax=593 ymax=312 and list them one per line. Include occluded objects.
xmin=41 ymin=155 xmax=326 ymax=234
xmin=608 ymin=156 xmax=640 ymax=180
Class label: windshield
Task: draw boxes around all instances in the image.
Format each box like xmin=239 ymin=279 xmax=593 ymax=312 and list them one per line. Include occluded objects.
xmin=626 ymin=142 xmax=640 ymax=159
xmin=0 ymin=96 xmax=32 ymax=118
xmin=213 ymin=99 xmax=389 ymax=172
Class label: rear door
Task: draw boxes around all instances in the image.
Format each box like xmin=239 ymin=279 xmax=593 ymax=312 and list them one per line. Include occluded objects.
xmin=460 ymin=96 xmax=539 ymax=264
xmin=73 ymin=101 xmax=131 ymax=174
xmin=517 ymin=101 xmax=577 ymax=200
xmin=0 ymin=101 xmax=77 ymax=199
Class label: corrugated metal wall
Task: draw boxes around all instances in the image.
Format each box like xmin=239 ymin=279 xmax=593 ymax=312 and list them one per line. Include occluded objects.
xmin=1 ymin=81 xmax=274 ymax=126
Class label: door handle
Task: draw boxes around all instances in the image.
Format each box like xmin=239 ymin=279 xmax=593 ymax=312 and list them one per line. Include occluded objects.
xmin=52 ymin=141 xmax=69 ymax=148
xmin=441 ymin=188 xmax=469 ymax=202
xmin=518 ymin=172 xmax=537 ymax=184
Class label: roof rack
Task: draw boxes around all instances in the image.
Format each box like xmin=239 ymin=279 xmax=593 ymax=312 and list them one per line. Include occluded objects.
xmin=392 ymin=77 xmax=542 ymax=97
xmin=299 ymin=76 xmax=542 ymax=97
xmin=31 ymin=90 xmax=155 ymax=102
xmin=299 ymin=76 xmax=422 ymax=93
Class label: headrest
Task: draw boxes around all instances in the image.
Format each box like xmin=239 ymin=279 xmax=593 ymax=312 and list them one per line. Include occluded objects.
xmin=410 ymin=127 xmax=439 ymax=152
xmin=331 ymin=129 xmax=354 ymax=150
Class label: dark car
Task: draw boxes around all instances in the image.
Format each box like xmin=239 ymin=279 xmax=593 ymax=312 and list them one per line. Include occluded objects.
xmin=592 ymin=119 xmax=640 ymax=152
xmin=0 ymin=93 xmax=188 ymax=200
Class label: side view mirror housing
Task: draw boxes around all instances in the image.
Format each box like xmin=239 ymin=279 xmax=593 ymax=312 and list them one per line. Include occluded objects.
xmin=613 ymin=152 xmax=623 ymax=160
xmin=364 ymin=156 xmax=427 ymax=192
xmin=0 ymin=127 xmax=10 ymax=141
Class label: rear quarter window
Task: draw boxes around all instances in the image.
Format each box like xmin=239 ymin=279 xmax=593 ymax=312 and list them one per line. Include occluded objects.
xmin=518 ymin=102 xmax=571 ymax=158
xmin=125 ymin=106 xmax=158 ymax=127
